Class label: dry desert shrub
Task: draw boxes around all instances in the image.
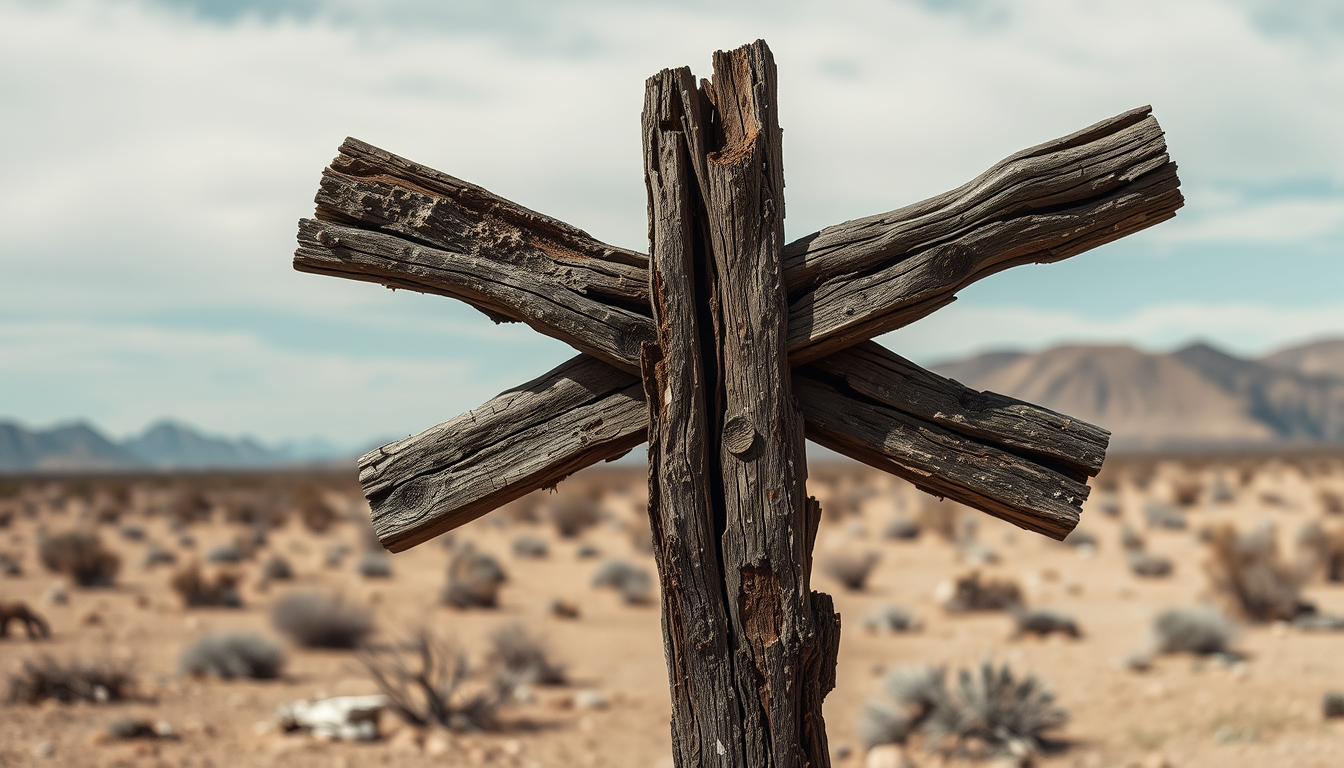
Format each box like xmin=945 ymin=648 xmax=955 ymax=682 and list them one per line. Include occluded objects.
xmin=882 ymin=516 xmax=921 ymax=541
xmin=1324 ymin=692 xmax=1344 ymax=719
xmin=858 ymin=661 xmax=1067 ymax=759
xmin=271 ymin=591 xmax=374 ymax=649
xmin=357 ymin=550 xmax=393 ymax=578
xmin=168 ymin=489 xmax=213 ymax=526
xmin=1143 ymin=500 xmax=1186 ymax=530
xmin=1127 ymin=549 xmax=1174 ymax=578
xmin=442 ymin=545 xmax=507 ymax=609
xmin=1170 ymin=476 xmax=1203 ymax=507
xmin=547 ymin=495 xmax=602 ymax=539
xmin=511 ymin=534 xmax=549 ymax=559
xmin=179 ymin=632 xmax=285 ymax=680
xmin=143 ymin=542 xmax=176 ymax=568
xmin=1204 ymin=522 xmax=1311 ymax=622
xmin=591 ymin=558 xmax=652 ymax=605
xmin=860 ymin=604 xmax=918 ymax=634
xmin=295 ymin=485 xmax=338 ymax=533
xmin=937 ymin=571 xmax=1023 ymax=613
xmin=38 ymin=530 xmax=120 ymax=587
xmin=1149 ymin=605 xmax=1238 ymax=657
xmin=358 ymin=628 xmax=516 ymax=731
xmin=0 ymin=601 xmax=49 ymax=639
xmin=4 ymin=655 xmax=136 ymax=705
xmin=170 ymin=564 xmax=242 ymax=608
xmin=205 ymin=541 xmax=246 ymax=564
xmin=1011 ymin=607 xmax=1080 ymax=639
xmin=259 ymin=554 xmax=294 ymax=582
xmin=822 ymin=551 xmax=880 ymax=591
xmin=486 ymin=624 xmax=566 ymax=686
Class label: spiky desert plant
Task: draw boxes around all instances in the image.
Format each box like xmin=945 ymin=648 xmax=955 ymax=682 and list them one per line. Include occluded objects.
xmin=271 ymin=591 xmax=374 ymax=649
xmin=38 ymin=530 xmax=120 ymax=587
xmin=179 ymin=632 xmax=285 ymax=680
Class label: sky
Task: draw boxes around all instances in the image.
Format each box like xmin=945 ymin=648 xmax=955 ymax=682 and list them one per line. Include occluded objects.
xmin=1 ymin=0 xmax=1342 ymax=448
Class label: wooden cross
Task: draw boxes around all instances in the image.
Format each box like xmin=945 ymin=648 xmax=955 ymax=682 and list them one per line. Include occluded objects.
xmin=294 ymin=40 xmax=1180 ymax=767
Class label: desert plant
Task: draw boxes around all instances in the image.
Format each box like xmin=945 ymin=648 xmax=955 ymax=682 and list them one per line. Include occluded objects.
xmin=1119 ymin=524 xmax=1145 ymax=552
xmin=858 ymin=661 xmax=1066 ymax=758
xmin=119 ymin=524 xmax=146 ymax=541
xmin=295 ymin=485 xmax=338 ymax=534
xmin=1150 ymin=605 xmax=1237 ymax=657
xmin=358 ymin=628 xmax=516 ymax=731
xmin=1012 ymin=607 xmax=1080 ymax=639
xmin=205 ymin=542 xmax=245 ymax=564
xmin=1127 ymin=549 xmax=1174 ymax=578
xmin=4 ymin=655 xmax=136 ymax=705
xmin=38 ymin=530 xmax=120 ymax=587
xmin=548 ymin=496 xmax=601 ymax=539
xmin=357 ymin=551 xmax=393 ymax=579
xmin=143 ymin=543 xmax=176 ymax=568
xmin=169 ymin=564 xmax=242 ymax=608
xmin=882 ymin=516 xmax=921 ymax=541
xmin=860 ymin=604 xmax=917 ymax=634
xmin=1324 ymin=692 xmax=1344 ymax=719
xmin=575 ymin=542 xmax=600 ymax=559
xmin=442 ymin=545 xmax=507 ymax=609
xmin=1143 ymin=501 xmax=1186 ymax=530
xmin=1204 ymin=522 xmax=1311 ymax=622
xmin=822 ymin=551 xmax=880 ymax=591
xmin=1062 ymin=529 xmax=1098 ymax=551
xmin=179 ymin=632 xmax=285 ymax=680
xmin=511 ymin=534 xmax=549 ymax=559
xmin=937 ymin=572 xmax=1023 ymax=613
xmin=260 ymin=554 xmax=294 ymax=582
xmin=486 ymin=624 xmax=566 ymax=685
xmin=168 ymin=490 xmax=212 ymax=525
xmin=1291 ymin=612 xmax=1344 ymax=632
xmin=0 ymin=552 xmax=21 ymax=577
xmin=324 ymin=542 xmax=351 ymax=568
xmin=1170 ymin=477 xmax=1203 ymax=507
xmin=271 ymin=591 xmax=374 ymax=649
xmin=591 ymin=558 xmax=652 ymax=605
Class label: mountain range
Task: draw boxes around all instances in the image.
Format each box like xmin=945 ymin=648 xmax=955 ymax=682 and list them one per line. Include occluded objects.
xmin=0 ymin=420 xmax=358 ymax=473
xmin=931 ymin=337 xmax=1344 ymax=451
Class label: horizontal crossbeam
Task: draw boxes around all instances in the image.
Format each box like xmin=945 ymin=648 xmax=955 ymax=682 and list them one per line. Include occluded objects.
xmin=363 ymin=344 xmax=1108 ymax=551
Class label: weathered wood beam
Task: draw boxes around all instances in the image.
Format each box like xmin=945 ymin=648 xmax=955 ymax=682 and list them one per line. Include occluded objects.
xmin=295 ymin=218 xmax=654 ymax=372
xmin=362 ymin=355 xmax=645 ymax=552
xmin=641 ymin=65 xmax=747 ymax=768
xmin=299 ymin=108 xmax=1181 ymax=366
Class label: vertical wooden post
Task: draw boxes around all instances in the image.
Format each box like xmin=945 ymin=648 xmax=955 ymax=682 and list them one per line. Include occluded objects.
xmin=643 ymin=40 xmax=840 ymax=768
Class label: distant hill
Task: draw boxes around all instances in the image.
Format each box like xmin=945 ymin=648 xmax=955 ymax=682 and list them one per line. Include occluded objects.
xmin=931 ymin=337 xmax=1344 ymax=451
xmin=0 ymin=420 xmax=354 ymax=473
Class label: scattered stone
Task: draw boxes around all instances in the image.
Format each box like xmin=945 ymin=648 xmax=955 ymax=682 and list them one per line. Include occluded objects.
xmin=573 ymin=690 xmax=609 ymax=710
xmin=275 ymin=694 xmax=387 ymax=741
xmin=42 ymin=581 xmax=68 ymax=606
xmin=548 ymin=598 xmax=581 ymax=620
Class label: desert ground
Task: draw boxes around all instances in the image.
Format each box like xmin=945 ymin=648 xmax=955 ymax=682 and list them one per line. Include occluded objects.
xmin=2 ymin=455 xmax=1344 ymax=768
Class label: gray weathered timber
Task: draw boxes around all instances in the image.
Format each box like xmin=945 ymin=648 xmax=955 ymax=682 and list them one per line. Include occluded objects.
xmin=319 ymin=137 xmax=650 ymax=310
xmin=787 ymin=161 xmax=1182 ymax=365
xmin=360 ymin=356 xmax=645 ymax=552
xmin=295 ymin=219 xmax=653 ymax=372
xmin=641 ymin=66 xmax=745 ymax=768
xmin=300 ymin=108 xmax=1180 ymax=366
xmin=794 ymin=374 xmax=1086 ymax=540
xmin=805 ymin=341 xmax=1109 ymax=481
xmin=781 ymin=106 xmax=1180 ymax=294
xmin=699 ymin=41 xmax=837 ymax=768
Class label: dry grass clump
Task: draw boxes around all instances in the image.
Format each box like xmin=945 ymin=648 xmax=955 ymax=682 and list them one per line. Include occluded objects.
xmin=1012 ymin=608 xmax=1080 ymax=639
xmin=271 ymin=591 xmax=374 ymax=649
xmin=4 ymin=655 xmax=136 ymax=705
xmin=179 ymin=632 xmax=285 ymax=680
xmin=937 ymin=572 xmax=1023 ymax=613
xmin=170 ymin=564 xmax=242 ymax=608
xmin=356 ymin=550 xmax=393 ymax=579
xmin=548 ymin=495 xmax=602 ymax=539
xmin=511 ymin=534 xmax=549 ymax=559
xmin=358 ymin=628 xmax=517 ymax=731
xmin=38 ymin=530 xmax=120 ymax=587
xmin=591 ymin=558 xmax=652 ymax=605
xmin=486 ymin=624 xmax=566 ymax=685
xmin=822 ymin=551 xmax=880 ymax=591
xmin=858 ymin=661 xmax=1067 ymax=759
xmin=442 ymin=545 xmax=507 ymax=609
xmin=1150 ymin=605 xmax=1238 ymax=657
xmin=1205 ymin=522 xmax=1310 ymax=622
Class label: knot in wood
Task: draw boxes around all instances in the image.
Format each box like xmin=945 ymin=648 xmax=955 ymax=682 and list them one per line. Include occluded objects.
xmin=315 ymin=230 xmax=340 ymax=247
xmin=722 ymin=415 xmax=757 ymax=456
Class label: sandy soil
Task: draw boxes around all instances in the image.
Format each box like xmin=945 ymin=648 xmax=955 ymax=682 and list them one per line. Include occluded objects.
xmin=2 ymin=457 xmax=1344 ymax=768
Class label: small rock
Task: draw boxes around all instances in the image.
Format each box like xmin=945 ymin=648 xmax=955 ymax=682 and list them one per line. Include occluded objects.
xmin=865 ymin=744 xmax=914 ymax=768
xmin=32 ymin=741 xmax=54 ymax=758
xmin=42 ymin=582 xmax=68 ymax=606
xmin=573 ymin=690 xmax=608 ymax=710
xmin=424 ymin=732 xmax=451 ymax=757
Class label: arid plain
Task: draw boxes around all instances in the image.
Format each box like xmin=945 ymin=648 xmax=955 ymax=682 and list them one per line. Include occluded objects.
xmin=2 ymin=456 xmax=1344 ymax=768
